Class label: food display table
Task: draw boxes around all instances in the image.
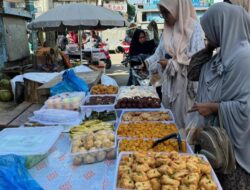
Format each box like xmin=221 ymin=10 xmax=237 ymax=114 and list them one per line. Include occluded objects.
xmin=29 ymin=133 xmax=116 ymax=190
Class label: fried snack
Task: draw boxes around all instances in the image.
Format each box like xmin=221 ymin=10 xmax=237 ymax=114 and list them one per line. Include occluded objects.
xmin=132 ymin=172 xmax=149 ymax=182
xmin=122 ymin=111 xmax=173 ymax=122
xmin=161 ymin=175 xmax=180 ymax=187
xmin=199 ymin=175 xmax=217 ymax=190
xmin=91 ymin=84 xmax=118 ymax=95
xmin=180 ymin=184 xmax=198 ymax=190
xmin=147 ymin=169 xmax=161 ymax=179
xmin=161 ymin=185 xmax=179 ymax=190
xmin=119 ymin=139 xmax=187 ymax=153
xmin=117 ymin=122 xmax=178 ymax=139
xmin=181 ymin=173 xmax=200 ymax=186
xmin=150 ymin=178 xmax=161 ymax=190
xmin=172 ymin=170 xmax=189 ymax=181
xmin=133 ymin=164 xmax=151 ymax=173
xmin=135 ymin=181 xmax=152 ymax=190
xmin=158 ymin=164 xmax=174 ymax=175
xmin=117 ymin=153 xmax=218 ymax=190
xmin=119 ymin=178 xmax=135 ymax=189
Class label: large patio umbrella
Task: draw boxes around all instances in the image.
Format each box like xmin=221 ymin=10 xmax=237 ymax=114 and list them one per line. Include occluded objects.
xmin=27 ymin=3 xmax=128 ymax=31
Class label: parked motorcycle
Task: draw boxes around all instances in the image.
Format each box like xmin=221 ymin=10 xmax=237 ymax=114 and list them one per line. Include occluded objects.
xmin=83 ymin=41 xmax=112 ymax=69
xmin=98 ymin=42 xmax=112 ymax=69
xmin=118 ymin=47 xmax=150 ymax=86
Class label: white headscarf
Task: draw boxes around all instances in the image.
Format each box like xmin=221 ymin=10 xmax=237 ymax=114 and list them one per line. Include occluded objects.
xmin=158 ymin=0 xmax=197 ymax=65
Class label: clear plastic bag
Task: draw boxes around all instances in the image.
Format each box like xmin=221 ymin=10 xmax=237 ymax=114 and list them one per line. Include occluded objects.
xmin=0 ymin=154 xmax=43 ymax=190
xmin=185 ymin=112 xmax=203 ymax=145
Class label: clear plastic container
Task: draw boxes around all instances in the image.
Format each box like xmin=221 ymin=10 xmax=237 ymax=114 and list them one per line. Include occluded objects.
xmin=117 ymin=86 xmax=159 ymax=100
xmin=70 ymin=130 xmax=117 ymax=165
xmin=81 ymin=105 xmax=118 ymax=123
xmin=119 ymin=109 xmax=175 ymax=124
xmin=82 ymin=95 xmax=117 ymax=107
xmin=90 ymin=84 xmax=119 ymax=95
xmin=117 ymin=138 xmax=188 ymax=153
xmin=114 ymin=152 xmax=223 ymax=190
xmin=45 ymin=92 xmax=85 ymax=110
xmin=116 ymin=121 xmax=178 ymax=140
xmin=31 ymin=109 xmax=81 ymax=124
xmin=0 ymin=126 xmax=63 ymax=156
xmin=115 ymin=86 xmax=162 ymax=109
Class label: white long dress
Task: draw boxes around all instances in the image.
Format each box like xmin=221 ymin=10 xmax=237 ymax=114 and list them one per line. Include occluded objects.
xmin=146 ymin=22 xmax=205 ymax=129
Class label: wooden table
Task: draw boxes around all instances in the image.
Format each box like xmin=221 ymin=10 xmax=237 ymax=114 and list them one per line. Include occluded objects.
xmin=0 ymin=102 xmax=42 ymax=129
xmin=37 ymin=71 xmax=102 ymax=100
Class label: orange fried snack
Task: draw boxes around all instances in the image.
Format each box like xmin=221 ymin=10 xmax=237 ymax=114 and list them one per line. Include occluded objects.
xmin=117 ymin=122 xmax=178 ymax=139
xmin=119 ymin=139 xmax=187 ymax=153
xmin=91 ymin=84 xmax=118 ymax=95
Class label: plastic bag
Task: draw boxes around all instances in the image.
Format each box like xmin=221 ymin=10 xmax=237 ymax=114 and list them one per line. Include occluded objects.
xmin=50 ymin=69 xmax=89 ymax=96
xmin=0 ymin=154 xmax=43 ymax=190
xmin=101 ymin=74 xmax=118 ymax=87
xmin=186 ymin=112 xmax=203 ymax=145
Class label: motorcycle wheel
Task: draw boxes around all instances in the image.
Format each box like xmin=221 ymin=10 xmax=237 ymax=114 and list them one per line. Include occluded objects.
xmin=105 ymin=59 xmax=112 ymax=69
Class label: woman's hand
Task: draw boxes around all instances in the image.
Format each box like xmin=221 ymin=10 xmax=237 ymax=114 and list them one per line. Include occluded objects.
xmin=158 ymin=59 xmax=168 ymax=69
xmin=188 ymin=103 xmax=219 ymax=117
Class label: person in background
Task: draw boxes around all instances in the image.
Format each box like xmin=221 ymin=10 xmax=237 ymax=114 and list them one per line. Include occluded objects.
xmin=189 ymin=3 xmax=250 ymax=189
xmin=129 ymin=29 xmax=156 ymax=57
xmin=125 ymin=23 xmax=137 ymax=43
xmin=145 ymin=0 xmax=205 ymax=129
xmin=68 ymin=31 xmax=78 ymax=44
xmin=128 ymin=29 xmax=156 ymax=85
xmin=224 ymin=0 xmax=250 ymax=12
xmin=91 ymin=31 xmax=102 ymax=48
xmin=57 ymin=34 xmax=68 ymax=51
xmin=81 ymin=32 xmax=90 ymax=49
xmin=147 ymin=20 xmax=160 ymax=45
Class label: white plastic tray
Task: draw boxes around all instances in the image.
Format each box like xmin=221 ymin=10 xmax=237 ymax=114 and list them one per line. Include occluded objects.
xmin=70 ymin=132 xmax=117 ymax=165
xmin=118 ymin=109 xmax=175 ymax=124
xmin=81 ymin=94 xmax=117 ymax=109
xmin=117 ymin=138 xmax=193 ymax=156
xmin=116 ymin=121 xmax=178 ymax=140
xmin=27 ymin=117 xmax=82 ymax=132
xmin=80 ymin=105 xmax=118 ymax=123
xmin=31 ymin=109 xmax=82 ymax=124
xmin=117 ymin=86 xmax=160 ymax=100
xmin=114 ymin=152 xmax=223 ymax=190
xmin=45 ymin=92 xmax=85 ymax=110
xmin=0 ymin=126 xmax=63 ymax=156
xmin=115 ymin=86 xmax=162 ymax=110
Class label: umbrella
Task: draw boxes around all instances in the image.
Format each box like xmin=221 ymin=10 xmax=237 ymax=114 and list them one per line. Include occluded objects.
xmin=27 ymin=3 xmax=128 ymax=31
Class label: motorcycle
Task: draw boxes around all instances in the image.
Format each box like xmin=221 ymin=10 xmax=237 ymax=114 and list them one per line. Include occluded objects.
xmin=128 ymin=54 xmax=150 ymax=86
xmin=83 ymin=40 xmax=112 ymax=69
xmin=118 ymin=47 xmax=150 ymax=86
xmin=116 ymin=41 xmax=130 ymax=66
xmin=97 ymin=42 xmax=112 ymax=69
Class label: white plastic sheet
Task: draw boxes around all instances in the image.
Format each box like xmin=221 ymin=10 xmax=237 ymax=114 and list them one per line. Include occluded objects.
xmin=101 ymin=74 xmax=118 ymax=87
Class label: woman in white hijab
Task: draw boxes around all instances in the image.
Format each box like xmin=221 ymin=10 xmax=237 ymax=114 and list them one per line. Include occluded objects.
xmin=146 ymin=0 xmax=204 ymax=129
xmin=189 ymin=3 xmax=250 ymax=189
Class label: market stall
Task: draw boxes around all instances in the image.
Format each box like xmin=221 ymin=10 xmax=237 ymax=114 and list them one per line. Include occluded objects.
xmin=27 ymin=3 xmax=128 ymax=70
xmin=0 ymin=84 xmax=223 ymax=190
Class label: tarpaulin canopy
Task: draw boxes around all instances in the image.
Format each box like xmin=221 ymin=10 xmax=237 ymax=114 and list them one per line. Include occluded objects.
xmin=27 ymin=3 xmax=128 ymax=31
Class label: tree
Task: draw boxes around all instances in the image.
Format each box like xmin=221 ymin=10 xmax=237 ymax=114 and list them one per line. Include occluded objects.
xmin=127 ymin=3 xmax=136 ymax=22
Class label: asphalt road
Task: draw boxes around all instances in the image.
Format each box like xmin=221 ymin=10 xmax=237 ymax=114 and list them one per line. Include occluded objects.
xmin=106 ymin=53 xmax=129 ymax=86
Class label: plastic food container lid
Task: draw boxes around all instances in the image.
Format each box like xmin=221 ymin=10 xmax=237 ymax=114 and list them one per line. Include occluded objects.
xmin=0 ymin=126 xmax=63 ymax=156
